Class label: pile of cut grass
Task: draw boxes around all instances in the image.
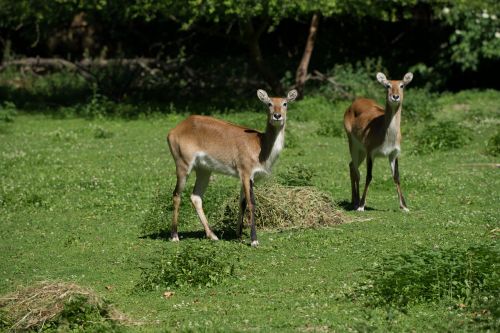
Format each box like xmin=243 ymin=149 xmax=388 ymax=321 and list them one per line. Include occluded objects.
xmin=218 ymin=182 xmax=346 ymax=231
xmin=0 ymin=281 xmax=130 ymax=332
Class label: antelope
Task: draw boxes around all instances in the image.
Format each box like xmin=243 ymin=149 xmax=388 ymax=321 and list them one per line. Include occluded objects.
xmin=167 ymin=89 xmax=298 ymax=247
xmin=344 ymin=72 xmax=413 ymax=212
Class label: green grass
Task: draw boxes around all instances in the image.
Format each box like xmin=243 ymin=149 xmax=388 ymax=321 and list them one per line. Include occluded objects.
xmin=0 ymin=90 xmax=499 ymax=332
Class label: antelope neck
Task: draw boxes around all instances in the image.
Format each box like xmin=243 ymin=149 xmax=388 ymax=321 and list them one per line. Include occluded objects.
xmin=259 ymin=122 xmax=285 ymax=163
xmin=384 ymin=101 xmax=402 ymax=129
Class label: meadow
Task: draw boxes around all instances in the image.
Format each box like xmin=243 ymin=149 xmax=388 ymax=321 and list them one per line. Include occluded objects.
xmin=0 ymin=88 xmax=499 ymax=332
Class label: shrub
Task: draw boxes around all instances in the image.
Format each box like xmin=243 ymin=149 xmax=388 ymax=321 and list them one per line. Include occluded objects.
xmin=354 ymin=243 xmax=499 ymax=312
xmin=140 ymin=188 xmax=172 ymax=237
xmin=486 ymin=131 xmax=500 ymax=156
xmin=317 ymin=119 xmax=344 ymax=137
xmin=403 ymin=88 xmax=436 ymax=123
xmin=414 ymin=121 xmax=471 ymax=154
xmin=93 ymin=126 xmax=114 ymax=139
xmin=319 ymin=59 xmax=386 ymax=102
xmin=0 ymin=101 xmax=17 ymax=123
xmin=136 ymin=242 xmax=240 ymax=291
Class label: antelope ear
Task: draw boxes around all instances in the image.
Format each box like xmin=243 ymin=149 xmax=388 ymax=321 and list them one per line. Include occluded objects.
xmin=257 ymin=89 xmax=270 ymax=103
xmin=286 ymin=89 xmax=298 ymax=102
xmin=403 ymin=72 xmax=413 ymax=86
xmin=376 ymin=72 xmax=389 ymax=86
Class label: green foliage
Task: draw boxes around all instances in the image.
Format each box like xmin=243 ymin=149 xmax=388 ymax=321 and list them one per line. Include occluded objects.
xmin=317 ymin=119 xmax=344 ymax=137
xmin=44 ymin=295 xmax=123 ymax=333
xmin=136 ymin=242 xmax=240 ymax=291
xmin=93 ymin=126 xmax=114 ymax=139
xmin=403 ymin=88 xmax=436 ymax=123
xmin=0 ymin=101 xmax=17 ymax=123
xmin=355 ymin=243 xmax=499 ymax=314
xmin=320 ymin=59 xmax=386 ymax=102
xmin=414 ymin=121 xmax=471 ymax=154
xmin=437 ymin=0 xmax=500 ymax=71
xmin=278 ymin=163 xmax=316 ymax=186
xmin=140 ymin=188 xmax=172 ymax=237
xmin=486 ymin=130 xmax=500 ymax=156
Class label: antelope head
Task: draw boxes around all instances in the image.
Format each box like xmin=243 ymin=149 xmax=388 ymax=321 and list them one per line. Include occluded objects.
xmin=257 ymin=89 xmax=298 ymax=128
xmin=376 ymin=72 xmax=413 ymax=106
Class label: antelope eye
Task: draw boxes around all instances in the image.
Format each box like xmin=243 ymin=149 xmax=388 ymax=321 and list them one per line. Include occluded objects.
xmin=399 ymin=83 xmax=404 ymax=88
xmin=268 ymin=102 xmax=272 ymax=107
xmin=283 ymin=102 xmax=287 ymax=107
xmin=386 ymin=83 xmax=391 ymax=89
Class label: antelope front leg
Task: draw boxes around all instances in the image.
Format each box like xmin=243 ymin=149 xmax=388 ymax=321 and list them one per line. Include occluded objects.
xmin=171 ymin=167 xmax=188 ymax=242
xmin=390 ymin=156 xmax=409 ymax=212
xmin=242 ymin=177 xmax=258 ymax=247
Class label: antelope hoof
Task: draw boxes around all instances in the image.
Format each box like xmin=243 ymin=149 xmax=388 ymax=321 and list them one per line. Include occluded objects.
xmin=171 ymin=233 xmax=180 ymax=242
xmin=401 ymin=207 xmax=410 ymax=213
xmin=251 ymin=240 xmax=259 ymax=247
xmin=208 ymin=232 xmax=219 ymax=241
xmin=356 ymin=206 xmax=365 ymax=212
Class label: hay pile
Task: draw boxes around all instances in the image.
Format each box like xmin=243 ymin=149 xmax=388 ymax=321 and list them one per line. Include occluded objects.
xmin=0 ymin=281 xmax=129 ymax=332
xmin=218 ymin=183 xmax=346 ymax=230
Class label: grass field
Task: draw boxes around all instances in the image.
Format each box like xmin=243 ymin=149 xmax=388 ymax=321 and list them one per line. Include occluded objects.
xmin=1 ymin=89 xmax=499 ymax=332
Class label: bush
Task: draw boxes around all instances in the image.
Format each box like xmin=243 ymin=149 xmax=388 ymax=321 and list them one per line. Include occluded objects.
xmin=0 ymin=101 xmax=17 ymax=123
xmin=355 ymin=243 xmax=499 ymax=312
xmin=136 ymin=242 xmax=240 ymax=291
xmin=319 ymin=59 xmax=386 ymax=102
xmin=486 ymin=131 xmax=500 ymax=156
xmin=317 ymin=119 xmax=344 ymax=137
xmin=414 ymin=121 xmax=471 ymax=154
xmin=403 ymin=88 xmax=436 ymax=123
xmin=140 ymin=188 xmax=172 ymax=237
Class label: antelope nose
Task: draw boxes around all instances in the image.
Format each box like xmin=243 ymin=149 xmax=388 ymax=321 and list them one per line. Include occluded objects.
xmin=273 ymin=113 xmax=282 ymax=120
xmin=392 ymin=95 xmax=400 ymax=101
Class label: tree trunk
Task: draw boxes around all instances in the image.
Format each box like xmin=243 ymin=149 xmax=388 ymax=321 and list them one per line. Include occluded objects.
xmin=295 ymin=13 xmax=320 ymax=99
xmin=241 ymin=19 xmax=284 ymax=95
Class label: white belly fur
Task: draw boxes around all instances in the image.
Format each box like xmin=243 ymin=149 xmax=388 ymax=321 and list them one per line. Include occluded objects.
xmin=191 ymin=152 xmax=238 ymax=177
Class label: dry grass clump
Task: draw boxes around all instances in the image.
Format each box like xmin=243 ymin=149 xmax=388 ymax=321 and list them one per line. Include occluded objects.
xmin=218 ymin=183 xmax=346 ymax=231
xmin=0 ymin=281 xmax=129 ymax=332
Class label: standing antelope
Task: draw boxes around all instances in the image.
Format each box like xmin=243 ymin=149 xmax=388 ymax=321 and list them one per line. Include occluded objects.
xmin=167 ymin=89 xmax=298 ymax=247
xmin=344 ymin=72 xmax=413 ymax=211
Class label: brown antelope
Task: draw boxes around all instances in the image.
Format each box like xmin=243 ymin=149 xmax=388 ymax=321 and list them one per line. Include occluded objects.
xmin=167 ymin=89 xmax=298 ymax=247
xmin=344 ymin=72 xmax=413 ymax=212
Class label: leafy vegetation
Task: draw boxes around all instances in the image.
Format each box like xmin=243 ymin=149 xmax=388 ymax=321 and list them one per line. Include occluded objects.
xmin=414 ymin=121 xmax=472 ymax=154
xmin=355 ymin=243 xmax=499 ymax=309
xmin=486 ymin=130 xmax=500 ymax=156
xmin=137 ymin=242 xmax=241 ymax=291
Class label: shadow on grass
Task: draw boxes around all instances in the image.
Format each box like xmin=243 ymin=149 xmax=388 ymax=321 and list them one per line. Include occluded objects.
xmin=335 ymin=199 xmax=377 ymax=212
xmin=140 ymin=227 xmax=241 ymax=241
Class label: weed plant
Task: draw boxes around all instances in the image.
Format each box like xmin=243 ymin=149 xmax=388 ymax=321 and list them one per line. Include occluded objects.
xmin=354 ymin=243 xmax=499 ymax=313
xmin=486 ymin=130 xmax=500 ymax=156
xmin=0 ymin=101 xmax=17 ymax=122
xmin=136 ymin=242 xmax=240 ymax=291
xmin=317 ymin=119 xmax=344 ymax=138
xmin=414 ymin=121 xmax=471 ymax=154
xmin=403 ymin=88 xmax=436 ymax=123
